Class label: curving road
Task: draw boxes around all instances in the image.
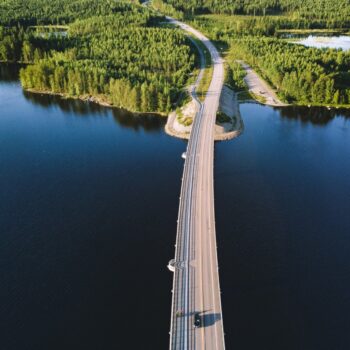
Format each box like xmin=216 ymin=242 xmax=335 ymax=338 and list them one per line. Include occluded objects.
xmin=167 ymin=17 xmax=225 ymax=350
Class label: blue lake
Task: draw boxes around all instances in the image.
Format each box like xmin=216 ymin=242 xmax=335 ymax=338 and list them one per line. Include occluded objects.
xmin=1 ymin=65 xmax=350 ymax=349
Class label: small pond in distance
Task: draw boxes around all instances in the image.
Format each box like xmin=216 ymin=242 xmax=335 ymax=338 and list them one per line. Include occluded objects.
xmin=294 ymin=35 xmax=350 ymax=50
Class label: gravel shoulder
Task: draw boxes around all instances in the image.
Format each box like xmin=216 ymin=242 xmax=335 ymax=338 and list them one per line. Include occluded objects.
xmin=238 ymin=60 xmax=288 ymax=107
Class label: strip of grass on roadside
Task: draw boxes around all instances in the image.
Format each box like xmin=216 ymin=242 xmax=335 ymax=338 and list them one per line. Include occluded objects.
xmin=249 ymin=92 xmax=267 ymax=104
xmin=155 ymin=13 xmax=214 ymax=104
xmin=189 ymin=37 xmax=212 ymax=101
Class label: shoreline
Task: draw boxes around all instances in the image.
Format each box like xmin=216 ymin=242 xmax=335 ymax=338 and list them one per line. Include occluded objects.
xmin=23 ymin=88 xmax=167 ymax=117
xmin=237 ymin=60 xmax=289 ymax=107
xmin=237 ymin=61 xmax=350 ymax=109
xmin=165 ymin=85 xmax=244 ymax=141
xmin=22 ymin=82 xmax=350 ymax=123
xmin=4 ymin=62 xmax=350 ymax=112
xmin=163 ymin=18 xmax=243 ymax=142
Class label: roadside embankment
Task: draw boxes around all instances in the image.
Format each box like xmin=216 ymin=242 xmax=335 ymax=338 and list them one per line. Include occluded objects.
xmin=215 ymin=86 xmax=244 ymax=141
xmin=165 ymin=85 xmax=243 ymax=141
xmin=165 ymin=98 xmax=197 ymax=140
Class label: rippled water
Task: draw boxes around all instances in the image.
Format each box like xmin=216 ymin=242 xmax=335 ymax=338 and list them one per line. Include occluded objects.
xmin=1 ymin=65 xmax=350 ymax=349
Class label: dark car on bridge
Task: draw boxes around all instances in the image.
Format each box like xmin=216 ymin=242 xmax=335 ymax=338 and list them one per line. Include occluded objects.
xmin=193 ymin=313 xmax=202 ymax=328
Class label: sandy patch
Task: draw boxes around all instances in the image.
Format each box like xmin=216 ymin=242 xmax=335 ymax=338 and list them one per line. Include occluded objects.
xmin=214 ymin=86 xmax=244 ymax=141
xmin=166 ymin=85 xmax=244 ymax=141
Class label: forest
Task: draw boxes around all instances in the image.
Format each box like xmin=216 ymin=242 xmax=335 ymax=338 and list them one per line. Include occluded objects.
xmin=171 ymin=2 xmax=350 ymax=107
xmin=154 ymin=0 xmax=350 ymax=28
xmin=187 ymin=13 xmax=350 ymax=39
xmin=0 ymin=0 xmax=140 ymax=26
xmin=230 ymin=38 xmax=350 ymax=105
xmin=0 ymin=1 xmax=195 ymax=113
xmin=2 ymin=0 xmax=350 ymax=110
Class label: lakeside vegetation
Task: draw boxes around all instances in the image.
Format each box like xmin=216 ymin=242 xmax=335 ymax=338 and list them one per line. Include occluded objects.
xmin=155 ymin=1 xmax=350 ymax=108
xmin=0 ymin=1 xmax=195 ymax=113
xmin=153 ymin=0 xmax=350 ymax=29
xmin=0 ymin=0 xmax=140 ymax=26
xmin=2 ymin=0 xmax=350 ymax=111
xmin=231 ymin=38 xmax=350 ymax=106
xmin=191 ymin=37 xmax=212 ymax=102
xmin=225 ymin=60 xmax=246 ymax=91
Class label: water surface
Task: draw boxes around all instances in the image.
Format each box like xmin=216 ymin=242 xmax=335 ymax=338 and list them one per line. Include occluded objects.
xmin=1 ymin=65 xmax=350 ymax=349
xmin=216 ymin=103 xmax=350 ymax=350
xmin=0 ymin=65 xmax=184 ymax=349
xmin=296 ymin=35 xmax=350 ymax=50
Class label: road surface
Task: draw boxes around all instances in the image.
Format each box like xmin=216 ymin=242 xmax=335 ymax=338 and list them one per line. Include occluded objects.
xmin=167 ymin=17 xmax=225 ymax=350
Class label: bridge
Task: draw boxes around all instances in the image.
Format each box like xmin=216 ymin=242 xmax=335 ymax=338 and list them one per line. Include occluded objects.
xmin=167 ymin=18 xmax=225 ymax=350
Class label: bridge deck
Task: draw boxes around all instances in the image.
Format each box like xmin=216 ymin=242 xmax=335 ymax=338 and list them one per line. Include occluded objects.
xmin=168 ymin=18 xmax=225 ymax=350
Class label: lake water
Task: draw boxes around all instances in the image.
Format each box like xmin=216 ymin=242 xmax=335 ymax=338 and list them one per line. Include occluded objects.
xmin=1 ymin=65 xmax=350 ymax=349
xmin=297 ymin=35 xmax=350 ymax=50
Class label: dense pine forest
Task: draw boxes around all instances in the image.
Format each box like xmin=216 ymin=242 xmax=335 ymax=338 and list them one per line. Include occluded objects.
xmin=191 ymin=20 xmax=350 ymax=106
xmin=231 ymin=38 xmax=350 ymax=105
xmin=0 ymin=1 xmax=195 ymax=113
xmin=0 ymin=0 xmax=140 ymax=26
xmin=152 ymin=0 xmax=350 ymax=107
xmin=1 ymin=0 xmax=350 ymax=110
xmin=154 ymin=0 xmax=350 ymax=28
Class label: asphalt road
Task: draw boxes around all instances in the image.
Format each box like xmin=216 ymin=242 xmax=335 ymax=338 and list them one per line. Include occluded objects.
xmin=167 ymin=17 xmax=225 ymax=350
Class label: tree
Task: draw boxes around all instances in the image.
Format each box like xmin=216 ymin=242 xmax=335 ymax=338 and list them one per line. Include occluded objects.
xmin=22 ymin=40 xmax=34 ymax=62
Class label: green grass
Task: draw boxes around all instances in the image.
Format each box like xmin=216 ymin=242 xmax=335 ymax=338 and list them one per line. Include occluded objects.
xmin=197 ymin=66 xmax=213 ymax=101
xmin=177 ymin=114 xmax=193 ymax=126
xmin=189 ymin=37 xmax=213 ymax=102
xmin=176 ymin=107 xmax=193 ymax=126
xmin=249 ymin=92 xmax=267 ymax=104
xmin=157 ymin=21 xmax=177 ymax=29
